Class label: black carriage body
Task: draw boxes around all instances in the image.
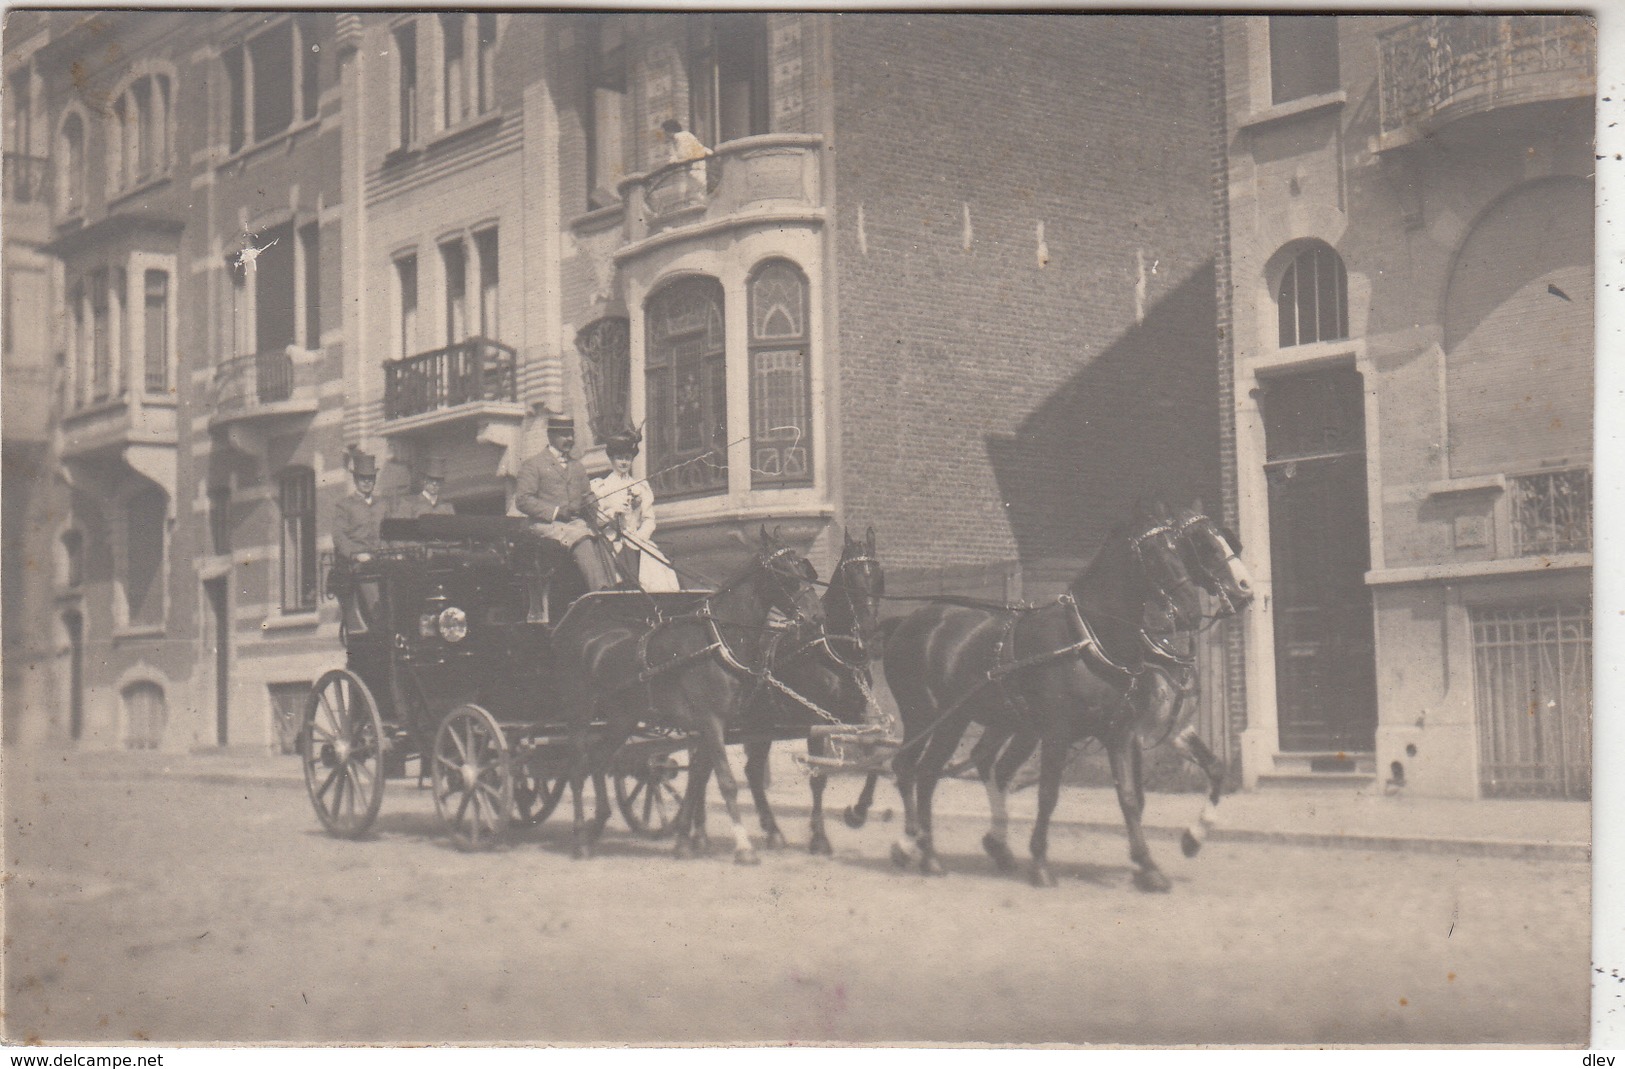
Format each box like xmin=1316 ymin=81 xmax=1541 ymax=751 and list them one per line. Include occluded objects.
xmin=339 ymin=516 xmax=571 ymax=746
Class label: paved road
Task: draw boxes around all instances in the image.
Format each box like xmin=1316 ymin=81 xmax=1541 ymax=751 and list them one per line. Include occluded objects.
xmin=5 ymin=752 xmax=1588 ymax=1046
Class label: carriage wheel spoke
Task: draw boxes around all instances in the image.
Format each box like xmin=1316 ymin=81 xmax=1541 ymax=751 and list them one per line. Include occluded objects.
xmin=623 ymin=776 xmax=648 ymax=812
xmin=455 ymin=786 xmax=474 ymax=826
xmin=316 ymin=764 xmax=342 ymax=803
xmin=642 ymin=778 xmax=659 ymax=826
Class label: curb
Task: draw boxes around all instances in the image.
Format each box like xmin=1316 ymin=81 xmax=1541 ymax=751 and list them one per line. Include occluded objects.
xmin=142 ymin=764 xmax=1589 ymax=863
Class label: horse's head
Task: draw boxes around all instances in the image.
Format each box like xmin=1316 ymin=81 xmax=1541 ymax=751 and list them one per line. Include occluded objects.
xmin=828 ymin=526 xmax=885 ymax=653
xmin=1127 ymin=501 xmax=1205 ymax=632
xmin=755 ymin=526 xmax=825 ymax=630
xmin=1171 ymin=502 xmax=1254 ymax=616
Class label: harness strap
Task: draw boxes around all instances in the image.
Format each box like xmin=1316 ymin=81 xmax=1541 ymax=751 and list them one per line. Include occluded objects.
xmin=985 ymin=593 xmax=1138 ymax=690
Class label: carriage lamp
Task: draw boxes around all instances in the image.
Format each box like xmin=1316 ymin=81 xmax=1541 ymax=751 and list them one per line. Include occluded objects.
xmin=437 ymin=605 xmax=469 ymax=643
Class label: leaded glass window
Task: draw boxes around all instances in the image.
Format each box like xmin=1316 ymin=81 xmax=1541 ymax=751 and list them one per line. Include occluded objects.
xmin=747 ymin=260 xmax=812 ymax=488
xmin=646 ymin=278 xmax=727 ymax=499
xmin=577 ymin=316 xmax=630 ymax=444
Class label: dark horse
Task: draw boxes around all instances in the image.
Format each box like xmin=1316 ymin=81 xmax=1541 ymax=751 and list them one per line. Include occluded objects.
xmin=726 ymin=527 xmax=886 ymax=855
xmin=882 ymin=501 xmax=1208 ymax=890
xmin=550 ymin=528 xmax=824 ymax=864
xmin=951 ymin=504 xmax=1255 ymax=873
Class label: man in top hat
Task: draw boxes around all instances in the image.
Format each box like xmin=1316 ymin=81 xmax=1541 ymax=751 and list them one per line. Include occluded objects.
xmin=333 ymin=450 xmax=389 ymax=563
xmin=332 ymin=449 xmax=390 ymax=630
xmin=394 ymin=456 xmax=456 ymax=520
xmin=514 ymin=410 xmax=618 ymax=591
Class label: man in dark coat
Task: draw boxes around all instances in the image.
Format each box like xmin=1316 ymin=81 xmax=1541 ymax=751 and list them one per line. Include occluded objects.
xmin=394 ymin=456 xmax=456 ymax=520
xmin=332 ymin=450 xmax=390 ymax=629
xmin=514 ymin=412 xmax=617 ymax=591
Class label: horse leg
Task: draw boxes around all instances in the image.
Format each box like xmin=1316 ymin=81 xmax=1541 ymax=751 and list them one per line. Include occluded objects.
xmin=699 ymin=716 xmax=758 ymax=866
xmin=1175 ymin=726 xmax=1224 ymax=858
xmin=568 ymin=727 xmax=593 ymax=860
xmin=982 ymin=729 xmax=1036 ymax=873
xmin=1108 ymin=726 xmax=1170 ymax=892
xmin=843 ymin=772 xmax=881 ymax=829
xmin=673 ymin=743 xmax=711 ymax=859
xmin=743 ymin=738 xmax=787 ymax=848
xmin=807 ymin=733 xmax=834 ymax=856
xmin=1025 ymin=729 xmax=1070 ymax=888
xmin=911 ymin=712 xmax=971 ymax=876
xmin=888 ymin=720 xmax=925 ymax=868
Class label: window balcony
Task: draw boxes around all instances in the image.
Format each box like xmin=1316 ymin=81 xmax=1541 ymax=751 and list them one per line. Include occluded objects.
xmin=60 ymin=391 xmax=176 ymax=462
xmin=381 ymin=336 xmax=520 ymax=433
xmin=3 ymin=153 xmax=51 ymax=207
xmin=1377 ymin=15 xmax=1595 ymax=150
xmin=616 ymin=134 xmax=825 ymax=254
xmin=209 ymin=346 xmax=321 ymax=455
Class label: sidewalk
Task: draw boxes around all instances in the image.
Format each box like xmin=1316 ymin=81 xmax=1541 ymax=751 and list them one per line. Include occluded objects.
xmin=34 ymin=745 xmax=1590 ymax=862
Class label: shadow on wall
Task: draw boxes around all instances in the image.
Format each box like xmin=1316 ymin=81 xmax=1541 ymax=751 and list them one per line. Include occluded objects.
xmin=986 ymin=261 xmax=1223 ymax=567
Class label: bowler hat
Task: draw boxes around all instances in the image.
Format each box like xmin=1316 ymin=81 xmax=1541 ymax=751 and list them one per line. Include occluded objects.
xmin=351 ymin=451 xmax=378 ymax=478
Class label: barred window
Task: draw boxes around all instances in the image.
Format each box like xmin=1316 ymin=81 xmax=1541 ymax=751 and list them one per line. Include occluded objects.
xmin=1277 ymin=243 xmax=1348 ymax=348
xmin=279 ymin=467 xmax=318 ymax=612
xmin=577 ymin=316 xmax=630 ymax=445
xmin=143 ymin=270 xmax=170 ymax=393
xmin=646 ymin=277 xmax=727 ymax=499
xmin=747 ymin=260 xmax=812 ymax=488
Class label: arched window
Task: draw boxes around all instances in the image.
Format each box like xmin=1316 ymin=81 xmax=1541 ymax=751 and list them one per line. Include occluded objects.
xmin=110 ymin=74 xmax=172 ymax=191
xmin=122 ymin=681 xmax=167 ymax=750
xmin=645 ymin=277 xmax=727 ymax=499
xmin=1277 ymin=243 xmax=1348 ymax=348
xmin=58 ymin=112 xmax=85 ymax=216
xmin=747 ymin=259 xmax=812 ymax=488
xmin=577 ymin=316 xmax=630 ymax=444
xmin=279 ymin=467 xmax=318 ymax=612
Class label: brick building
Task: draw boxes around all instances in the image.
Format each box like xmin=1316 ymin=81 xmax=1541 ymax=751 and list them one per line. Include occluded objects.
xmin=8 ymin=12 xmax=355 ymax=751
xmin=9 ymin=13 xmax=1242 ymax=764
xmin=1218 ymin=16 xmax=1594 ymax=797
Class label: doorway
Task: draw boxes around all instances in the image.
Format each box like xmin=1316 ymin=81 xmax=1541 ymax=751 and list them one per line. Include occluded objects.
xmin=1260 ymin=366 xmax=1379 ymax=752
xmin=63 ymin=610 xmax=84 ymax=741
xmin=205 ymin=577 xmax=230 ymax=746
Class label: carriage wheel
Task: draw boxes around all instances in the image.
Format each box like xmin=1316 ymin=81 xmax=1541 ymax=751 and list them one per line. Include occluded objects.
xmin=512 ymin=764 xmax=568 ymax=827
xmin=614 ymin=750 xmax=686 ymax=839
xmin=431 ymin=704 xmax=515 ymax=850
xmin=301 ymin=669 xmax=388 ymax=839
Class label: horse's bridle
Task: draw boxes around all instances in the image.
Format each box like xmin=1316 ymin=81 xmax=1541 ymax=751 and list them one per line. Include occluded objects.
xmin=761 ymin=544 xmax=824 ymax=632
xmin=1172 ymin=511 xmax=1242 ymax=618
xmin=1128 ymin=521 xmax=1202 ymax=630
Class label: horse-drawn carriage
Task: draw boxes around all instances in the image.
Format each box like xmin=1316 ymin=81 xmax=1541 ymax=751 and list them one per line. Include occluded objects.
xmin=301 ymin=513 xmax=709 ymax=848
xmin=305 ymin=513 xmax=890 ymax=851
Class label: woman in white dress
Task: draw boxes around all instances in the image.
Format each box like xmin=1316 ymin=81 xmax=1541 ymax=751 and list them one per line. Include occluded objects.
xmin=590 ymin=429 xmax=680 ymax=592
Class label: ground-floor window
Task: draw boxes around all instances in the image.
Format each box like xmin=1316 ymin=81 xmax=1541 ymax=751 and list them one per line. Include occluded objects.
xmin=122 ymin=681 xmax=167 ymax=750
xmin=1472 ymin=602 xmax=1591 ymax=800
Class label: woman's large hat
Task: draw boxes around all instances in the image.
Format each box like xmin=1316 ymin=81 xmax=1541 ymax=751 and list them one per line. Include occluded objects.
xmin=604 ymin=426 xmax=643 ymax=457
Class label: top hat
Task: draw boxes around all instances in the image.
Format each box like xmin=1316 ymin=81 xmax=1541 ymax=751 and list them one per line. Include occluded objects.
xmin=350 ymin=451 xmax=378 ymax=478
xmin=421 ymin=457 xmax=448 ymax=481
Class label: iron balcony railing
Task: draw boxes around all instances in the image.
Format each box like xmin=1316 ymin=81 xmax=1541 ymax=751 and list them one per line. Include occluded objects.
xmin=213 ymin=347 xmax=311 ymax=415
xmin=1378 ymin=15 xmax=1595 ymax=136
xmin=1510 ymin=466 xmax=1591 ymax=558
xmin=383 ymin=336 xmax=518 ymax=421
xmin=3 ymin=153 xmax=51 ymax=205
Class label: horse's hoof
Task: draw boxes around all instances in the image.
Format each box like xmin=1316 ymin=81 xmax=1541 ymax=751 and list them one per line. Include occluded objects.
xmin=890 ymin=843 xmax=914 ymax=868
xmin=809 ymin=834 xmax=833 ymax=857
xmin=1180 ymin=830 xmax=1203 ymax=858
xmin=764 ymin=830 xmax=788 ymax=850
xmin=920 ymin=854 xmax=946 ymax=877
xmin=673 ymin=839 xmax=693 ymax=860
xmin=1133 ymin=868 xmax=1173 ymax=893
xmin=571 ymin=842 xmax=592 ymax=861
xmin=1029 ymin=863 xmax=1058 ymax=889
xmin=843 ymin=806 xmax=869 ymax=830
xmin=735 ymin=848 xmax=761 ymax=867
xmin=982 ymin=833 xmax=1018 ymax=873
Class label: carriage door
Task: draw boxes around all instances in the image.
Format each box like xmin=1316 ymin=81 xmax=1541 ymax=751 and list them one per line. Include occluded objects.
xmin=1260 ymin=366 xmax=1378 ymax=753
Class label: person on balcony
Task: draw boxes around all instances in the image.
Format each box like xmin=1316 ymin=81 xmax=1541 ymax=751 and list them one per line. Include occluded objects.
xmin=660 ymin=118 xmax=711 ymax=202
xmin=332 ymin=450 xmax=390 ymax=630
xmin=590 ymin=428 xmax=680 ymax=593
xmin=514 ymin=411 xmax=618 ymax=592
xmin=393 ymin=456 xmax=456 ymax=520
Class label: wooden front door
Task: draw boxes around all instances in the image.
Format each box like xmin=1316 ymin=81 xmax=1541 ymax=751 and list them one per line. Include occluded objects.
xmin=1261 ymin=366 xmax=1378 ymax=753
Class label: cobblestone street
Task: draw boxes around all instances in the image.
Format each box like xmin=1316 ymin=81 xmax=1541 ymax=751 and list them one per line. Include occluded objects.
xmin=4 ymin=751 xmax=1590 ymax=1046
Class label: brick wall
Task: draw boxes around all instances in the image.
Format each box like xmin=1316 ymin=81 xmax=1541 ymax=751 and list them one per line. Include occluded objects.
xmin=830 ymin=15 xmax=1223 ymax=572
